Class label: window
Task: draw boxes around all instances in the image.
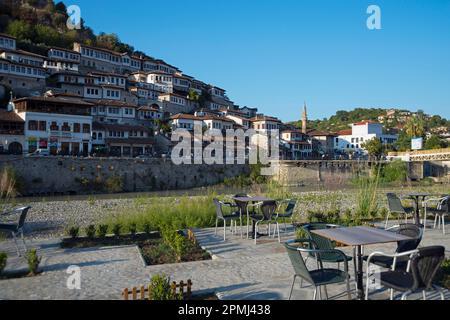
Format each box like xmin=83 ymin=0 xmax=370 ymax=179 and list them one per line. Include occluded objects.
xmin=73 ymin=123 xmax=81 ymax=133
xmin=28 ymin=120 xmax=38 ymax=131
xmin=62 ymin=122 xmax=70 ymax=132
xmin=82 ymin=124 xmax=91 ymax=133
xmin=50 ymin=122 xmax=58 ymax=131
xmin=38 ymin=121 xmax=46 ymax=131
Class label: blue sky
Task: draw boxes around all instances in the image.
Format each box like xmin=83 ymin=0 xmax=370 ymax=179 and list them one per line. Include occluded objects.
xmin=71 ymin=0 xmax=450 ymax=122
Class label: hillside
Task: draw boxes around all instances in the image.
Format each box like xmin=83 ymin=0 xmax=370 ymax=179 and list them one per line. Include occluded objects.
xmin=290 ymin=108 xmax=450 ymax=133
xmin=0 ymin=0 xmax=148 ymax=57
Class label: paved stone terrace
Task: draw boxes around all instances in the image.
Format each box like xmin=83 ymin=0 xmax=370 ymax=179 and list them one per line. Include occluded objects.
xmin=0 ymin=223 xmax=449 ymax=300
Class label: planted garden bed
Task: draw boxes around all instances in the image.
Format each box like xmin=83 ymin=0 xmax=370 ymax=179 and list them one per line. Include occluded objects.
xmin=61 ymin=230 xmax=211 ymax=266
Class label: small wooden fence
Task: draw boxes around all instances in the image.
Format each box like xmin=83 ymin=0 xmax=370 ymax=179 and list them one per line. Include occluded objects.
xmin=122 ymin=280 xmax=193 ymax=300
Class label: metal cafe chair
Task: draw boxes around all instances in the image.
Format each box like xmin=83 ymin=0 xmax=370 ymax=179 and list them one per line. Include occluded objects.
xmin=285 ymin=239 xmax=352 ymax=300
xmin=0 ymin=206 xmax=31 ymax=256
xmin=366 ymin=246 xmax=445 ymax=300
xmin=213 ymin=199 xmax=241 ymax=241
xmin=423 ymin=195 xmax=449 ymax=235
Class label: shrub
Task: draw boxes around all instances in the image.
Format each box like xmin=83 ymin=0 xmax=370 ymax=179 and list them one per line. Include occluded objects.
xmin=160 ymin=226 xmax=187 ymax=262
xmin=105 ymin=175 xmax=124 ymax=193
xmin=65 ymin=225 xmax=80 ymax=239
xmin=0 ymin=252 xmax=7 ymax=275
xmin=97 ymin=225 xmax=109 ymax=238
xmin=85 ymin=225 xmax=96 ymax=239
xmin=148 ymin=274 xmax=180 ymax=300
xmin=112 ymin=223 xmax=122 ymax=237
xmin=129 ymin=223 xmax=137 ymax=236
xmin=26 ymin=249 xmax=41 ymax=276
xmin=172 ymin=233 xmax=187 ymax=262
xmin=143 ymin=222 xmax=152 ymax=235
xmin=380 ymin=160 xmax=408 ymax=184
xmin=0 ymin=166 xmax=22 ymax=199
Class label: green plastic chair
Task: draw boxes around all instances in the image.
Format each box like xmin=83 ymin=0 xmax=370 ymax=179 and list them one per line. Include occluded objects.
xmin=285 ymin=239 xmax=352 ymax=300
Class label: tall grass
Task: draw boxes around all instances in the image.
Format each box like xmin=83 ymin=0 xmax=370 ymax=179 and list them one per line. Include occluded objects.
xmin=0 ymin=166 xmax=20 ymax=212
xmin=101 ymin=192 xmax=218 ymax=232
xmin=354 ymin=165 xmax=381 ymax=224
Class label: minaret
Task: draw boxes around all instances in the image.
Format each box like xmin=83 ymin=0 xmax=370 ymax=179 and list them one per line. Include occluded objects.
xmin=302 ymin=102 xmax=308 ymax=134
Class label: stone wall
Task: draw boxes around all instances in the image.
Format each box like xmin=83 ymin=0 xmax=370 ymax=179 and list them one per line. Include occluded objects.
xmin=274 ymin=161 xmax=373 ymax=186
xmin=274 ymin=160 xmax=450 ymax=186
xmin=0 ymin=156 xmax=249 ymax=196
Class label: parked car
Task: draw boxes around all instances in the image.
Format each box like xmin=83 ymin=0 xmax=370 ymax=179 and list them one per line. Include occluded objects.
xmin=28 ymin=149 xmax=50 ymax=157
xmin=135 ymin=154 xmax=153 ymax=159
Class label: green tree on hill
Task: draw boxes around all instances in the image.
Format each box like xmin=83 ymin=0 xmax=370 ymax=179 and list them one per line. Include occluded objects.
xmin=425 ymin=135 xmax=448 ymax=150
xmin=362 ymin=137 xmax=383 ymax=158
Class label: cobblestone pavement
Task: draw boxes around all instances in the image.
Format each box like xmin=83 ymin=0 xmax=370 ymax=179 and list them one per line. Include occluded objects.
xmin=0 ymin=222 xmax=449 ymax=300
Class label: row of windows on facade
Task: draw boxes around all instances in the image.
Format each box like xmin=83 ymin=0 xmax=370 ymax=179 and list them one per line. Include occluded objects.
xmin=80 ymin=48 xmax=172 ymax=73
xmin=81 ymin=48 xmax=121 ymax=63
xmin=28 ymin=120 xmax=90 ymax=133
xmin=5 ymin=55 xmax=42 ymax=67
xmin=253 ymin=123 xmax=279 ymax=130
xmin=0 ymin=38 xmax=15 ymax=48
xmin=46 ymin=61 xmax=76 ymax=68
xmin=104 ymin=130 xmax=145 ymax=138
xmin=0 ymin=63 xmax=45 ymax=76
xmin=50 ymin=50 xmax=80 ymax=61
xmin=100 ymin=76 xmax=125 ymax=86
xmin=91 ymin=107 xmax=134 ymax=115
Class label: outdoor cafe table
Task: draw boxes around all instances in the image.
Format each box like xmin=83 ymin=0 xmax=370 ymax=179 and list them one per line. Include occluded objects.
xmin=406 ymin=193 xmax=431 ymax=225
xmin=311 ymin=226 xmax=412 ymax=300
xmin=232 ymin=196 xmax=275 ymax=239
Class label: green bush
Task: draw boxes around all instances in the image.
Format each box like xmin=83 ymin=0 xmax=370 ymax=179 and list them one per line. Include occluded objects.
xmin=143 ymin=222 xmax=152 ymax=235
xmin=85 ymin=225 xmax=96 ymax=239
xmin=112 ymin=223 xmax=122 ymax=237
xmin=148 ymin=274 xmax=180 ymax=300
xmin=160 ymin=225 xmax=187 ymax=262
xmin=129 ymin=223 xmax=137 ymax=236
xmin=0 ymin=252 xmax=7 ymax=275
xmin=26 ymin=249 xmax=41 ymax=276
xmin=105 ymin=176 xmax=124 ymax=193
xmin=380 ymin=160 xmax=408 ymax=184
xmin=65 ymin=225 xmax=80 ymax=239
xmin=97 ymin=225 xmax=109 ymax=238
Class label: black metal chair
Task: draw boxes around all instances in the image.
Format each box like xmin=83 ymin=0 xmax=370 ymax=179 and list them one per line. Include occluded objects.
xmin=385 ymin=193 xmax=415 ymax=229
xmin=423 ymin=195 xmax=449 ymax=235
xmin=213 ymin=199 xmax=241 ymax=241
xmin=232 ymin=194 xmax=252 ymax=239
xmin=366 ymin=246 xmax=446 ymax=300
xmin=0 ymin=206 xmax=31 ymax=256
xmin=274 ymin=199 xmax=297 ymax=233
xmin=251 ymin=200 xmax=279 ymax=244
xmin=285 ymin=239 xmax=352 ymax=300
xmin=363 ymin=223 xmax=423 ymax=272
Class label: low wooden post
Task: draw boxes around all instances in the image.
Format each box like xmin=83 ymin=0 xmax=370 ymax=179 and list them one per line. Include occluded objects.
xmin=123 ymin=288 xmax=129 ymax=300
xmin=179 ymin=280 xmax=184 ymax=297
xmin=132 ymin=287 xmax=137 ymax=300
xmin=187 ymin=279 xmax=192 ymax=298
xmin=171 ymin=281 xmax=177 ymax=296
xmin=140 ymin=286 xmax=145 ymax=300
